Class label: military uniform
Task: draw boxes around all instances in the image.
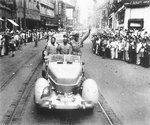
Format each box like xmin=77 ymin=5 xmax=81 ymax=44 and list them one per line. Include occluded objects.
xmin=70 ymin=39 xmax=81 ymax=55
xmin=58 ymin=43 xmax=72 ymax=54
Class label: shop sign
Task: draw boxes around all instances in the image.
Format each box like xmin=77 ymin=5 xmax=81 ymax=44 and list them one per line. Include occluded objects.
xmin=129 ymin=0 xmax=150 ymax=6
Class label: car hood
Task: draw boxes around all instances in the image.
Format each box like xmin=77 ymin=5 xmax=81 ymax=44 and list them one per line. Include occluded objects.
xmin=47 ymin=62 xmax=82 ymax=86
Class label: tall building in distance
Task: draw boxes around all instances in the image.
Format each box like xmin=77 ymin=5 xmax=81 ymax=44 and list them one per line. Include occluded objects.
xmin=54 ymin=0 xmax=79 ymax=30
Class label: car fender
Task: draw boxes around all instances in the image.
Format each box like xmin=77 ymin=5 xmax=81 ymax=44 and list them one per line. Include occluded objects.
xmin=34 ymin=78 xmax=49 ymax=104
xmin=82 ymin=79 xmax=99 ymax=104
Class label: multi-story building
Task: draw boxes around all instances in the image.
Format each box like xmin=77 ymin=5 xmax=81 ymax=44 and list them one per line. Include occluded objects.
xmin=95 ymin=1 xmax=109 ymax=29
xmin=0 ymin=0 xmax=17 ymax=31
xmin=54 ymin=0 xmax=66 ymax=28
xmin=108 ymin=0 xmax=150 ymax=32
xmin=124 ymin=0 xmax=150 ymax=31
xmin=16 ymin=0 xmax=40 ymax=29
xmin=15 ymin=0 xmax=56 ymax=30
xmin=54 ymin=0 xmax=79 ymax=30
xmin=40 ymin=0 xmax=55 ymax=29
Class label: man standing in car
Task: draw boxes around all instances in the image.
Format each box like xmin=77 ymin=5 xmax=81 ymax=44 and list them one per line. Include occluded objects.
xmin=69 ymin=26 xmax=91 ymax=55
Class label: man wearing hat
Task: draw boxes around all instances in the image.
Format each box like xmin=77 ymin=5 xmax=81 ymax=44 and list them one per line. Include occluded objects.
xmin=69 ymin=26 xmax=91 ymax=55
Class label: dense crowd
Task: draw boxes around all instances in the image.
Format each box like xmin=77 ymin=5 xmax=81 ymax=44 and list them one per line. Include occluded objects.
xmin=0 ymin=29 xmax=53 ymax=57
xmin=91 ymin=29 xmax=150 ymax=68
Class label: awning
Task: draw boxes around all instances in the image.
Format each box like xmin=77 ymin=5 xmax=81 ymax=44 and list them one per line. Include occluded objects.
xmin=0 ymin=18 xmax=4 ymax=21
xmin=7 ymin=19 xmax=19 ymax=26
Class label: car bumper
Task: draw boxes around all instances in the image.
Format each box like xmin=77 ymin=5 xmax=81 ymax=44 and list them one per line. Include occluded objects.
xmin=35 ymin=94 xmax=94 ymax=110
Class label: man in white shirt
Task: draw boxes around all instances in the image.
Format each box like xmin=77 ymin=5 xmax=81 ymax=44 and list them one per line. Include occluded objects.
xmin=0 ymin=33 xmax=3 ymax=56
xmin=110 ymin=37 xmax=116 ymax=59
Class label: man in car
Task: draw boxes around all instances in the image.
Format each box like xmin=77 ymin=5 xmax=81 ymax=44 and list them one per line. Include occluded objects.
xmin=42 ymin=36 xmax=59 ymax=78
xmin=58 ymin=35 xmax=72 ymax=54
xmin=45 ymin=37 xmax=58 ymax=55
xmin=43 ymin=37 xmax=59 ymax=59
xmin=69 ymin=26 xmax=91 ymax=55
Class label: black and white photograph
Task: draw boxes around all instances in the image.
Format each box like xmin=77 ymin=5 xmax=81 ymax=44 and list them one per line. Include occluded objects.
xmin=0 ymin=0 xmax=150 ymax=125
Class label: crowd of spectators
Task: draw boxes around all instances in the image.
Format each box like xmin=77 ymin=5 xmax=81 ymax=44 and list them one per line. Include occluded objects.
xmin=0 ymin=29 xmax=52 ymax=57
xmin=91 ymin=29 xmax=150 ymax=68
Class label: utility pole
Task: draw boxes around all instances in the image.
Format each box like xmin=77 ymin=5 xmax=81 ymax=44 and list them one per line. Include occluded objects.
xmin=23 ymin=0 xmax=26 ymax=30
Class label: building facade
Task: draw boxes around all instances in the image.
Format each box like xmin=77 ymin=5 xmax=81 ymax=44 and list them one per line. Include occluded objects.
xmin=0 ymin=0 xmax=17 ymax=31
xmin=40 ymin=0 xmax=55 ymax=29
xmin=124 ymin=0 xmax=150 ymax=31
xmin=16 ymin=0 xmax=40 ymax=30
xmin=108 ymin=0 xmax=150 ymax=32
xmin=95 ymin=1 xmax=109 ymax=29
xmin=54 ymin=0 xmax=66 ymax=29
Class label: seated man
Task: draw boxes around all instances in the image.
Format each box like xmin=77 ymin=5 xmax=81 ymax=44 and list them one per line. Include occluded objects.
xmin=58 ymin=36 xmax=72 ymax=54
xmin=45 ymin=37 xmax=58 ymax=55
xmin=42 ymin=37 xmax=59 ymax=78
xmin=42 ymin=37 xmax=59 ymax=60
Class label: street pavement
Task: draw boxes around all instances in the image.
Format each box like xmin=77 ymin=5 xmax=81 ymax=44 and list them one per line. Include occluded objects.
xmin=0 ymin=38 xmax=150 ymax=125
xmin=81 ymin=39 xmax=150 ymax=125
xmin=0 ymin=40 xmax=46 ymax=122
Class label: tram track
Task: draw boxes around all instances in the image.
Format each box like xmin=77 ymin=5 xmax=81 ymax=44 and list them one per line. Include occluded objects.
xmin=98 ymin=94 xmax=123 ymax=125
xmin=0 ymin=60 xmax=42 ymax=125
xmin=0 ymin=53 xmax=38 ymax=92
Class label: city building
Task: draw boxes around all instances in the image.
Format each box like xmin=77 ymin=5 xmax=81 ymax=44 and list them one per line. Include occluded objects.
xmin=16 ymin=0 xmax=40 ymax=30
xmin=54 ymin=0 xmax=78 ymax=30
xmin=95 ymin=1 xmax=109 ymax=29
xmin=124 ymin=0 xmax=150 ymax=31
xmin=0 ymin=0 xmax=17 ymax=31
xmin=54 ymin=0 xmax=66 ymax=29
xmin=40 ymin=0 xmax=55 ymax=29
xmin=108 ymin=0 xmax=150 ymax=32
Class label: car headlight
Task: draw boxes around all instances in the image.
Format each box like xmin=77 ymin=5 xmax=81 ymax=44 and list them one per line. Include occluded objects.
xmin=41 ymin=86 xmax=50 ymax=98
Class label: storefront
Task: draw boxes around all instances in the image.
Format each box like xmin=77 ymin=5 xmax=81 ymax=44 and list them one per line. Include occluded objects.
xmin=124 ymin=0 xmax=150 ymax=31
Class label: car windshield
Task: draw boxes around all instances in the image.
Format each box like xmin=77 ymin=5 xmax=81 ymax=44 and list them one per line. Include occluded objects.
xmin=65 ymin=55 xmax=80 ymax=63
xmin=47 ymin=54 xmax=80 ymax=63
xmin=48 ymin=55 xmax=64 ymax=62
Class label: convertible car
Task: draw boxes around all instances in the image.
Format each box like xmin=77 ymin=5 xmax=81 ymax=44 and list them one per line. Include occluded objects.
xmin=34 ymin=54 xmax=99 ymax=110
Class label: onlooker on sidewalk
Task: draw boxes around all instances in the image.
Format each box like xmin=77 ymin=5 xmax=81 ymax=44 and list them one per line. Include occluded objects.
xmin=9 ymin=36 xmax=16 ymax=57
xmin=14 ymin=32 xmax=20 ymax=50
xmin=4 ymin=30 xmax=10 ymax=55
xmin=0 ymin=32 xmax=3 ymax=57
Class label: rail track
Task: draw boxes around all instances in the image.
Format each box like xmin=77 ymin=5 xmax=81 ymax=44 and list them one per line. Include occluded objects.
xmin=98 ymin=94 xmax=123 ymax=125
xmin=0 ymin=60 xmax=42 ymax=125
xmin=0 ymin=53 xmax=38 ymax=92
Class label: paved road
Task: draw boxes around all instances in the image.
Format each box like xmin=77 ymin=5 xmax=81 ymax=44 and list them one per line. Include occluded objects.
xmin=0 ymin=38 xmax=150 ymax=125
xmin=81 ymin=40 xmax=150 ymax=125
xmin=0 ymin=40 xmax=46 ymax=122
xmin=0 ymin=39 xmax=111 ymax=125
